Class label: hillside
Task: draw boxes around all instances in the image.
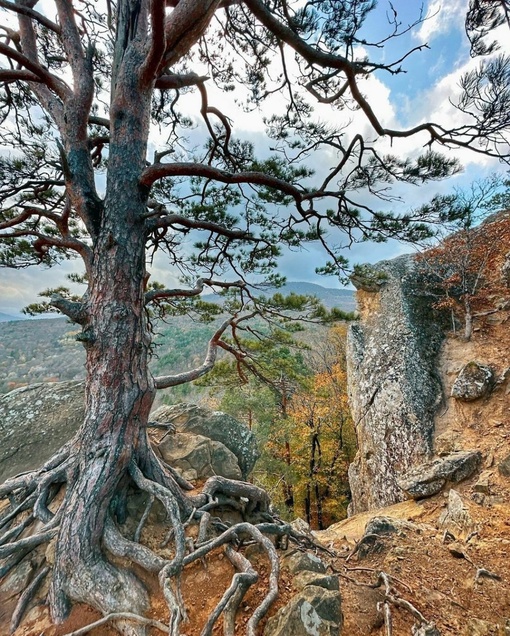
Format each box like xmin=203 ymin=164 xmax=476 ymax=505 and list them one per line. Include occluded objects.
xmin=0 ymin=283 xmax=355 ymax=394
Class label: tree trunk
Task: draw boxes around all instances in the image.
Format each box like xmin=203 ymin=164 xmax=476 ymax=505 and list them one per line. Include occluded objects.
xmin=49 ymin=66 xmax=156 ymax=620
xmin=283 ymin=440 xmax=294 ymax=513
xmin=49 ymin=192 xmax=155 ymax=624
xmin=464 ymin=295 xmax=473 ymax=341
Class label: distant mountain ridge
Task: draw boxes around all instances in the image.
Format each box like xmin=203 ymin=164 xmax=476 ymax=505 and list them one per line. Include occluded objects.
xmin=202 ymin=281 xmax=356 ymax=311
xmin=269 ymin=282 xmax=355 ymax=311
xmin=0 ymin=282 xmax=356 ymax=393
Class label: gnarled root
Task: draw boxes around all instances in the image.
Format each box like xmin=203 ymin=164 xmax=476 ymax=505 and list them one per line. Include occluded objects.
xmin=0 ymin=440 xmax=309 ymax=636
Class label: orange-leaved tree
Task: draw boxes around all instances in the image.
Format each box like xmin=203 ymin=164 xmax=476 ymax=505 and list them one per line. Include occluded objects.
xmin=416 ymin=178 xmax=510 ymax=340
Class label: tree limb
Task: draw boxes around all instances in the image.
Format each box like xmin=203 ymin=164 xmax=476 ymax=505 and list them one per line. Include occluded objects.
xmin=145 ymin=277 xmax=245 ymax=303
xmin=145 ymin=209 xmax=252 ymax=240
xmin=154 ymin=315 xmax=234 ymax=388
xmin=0 ymin=42 xmax=70 ymax=100
xmin=155 ymin=71 xmax=209 ymax=90
xmin=0 ymin=0 xmax=60 ymax=34
xmin=140 ymin=0 xmax=167 ymax=86
xmin=140 ymin=162 xmax=305 ymax=200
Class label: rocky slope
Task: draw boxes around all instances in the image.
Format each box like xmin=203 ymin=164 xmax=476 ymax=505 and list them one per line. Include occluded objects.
xmin=315 ymin=211 xmax=510 ymax=634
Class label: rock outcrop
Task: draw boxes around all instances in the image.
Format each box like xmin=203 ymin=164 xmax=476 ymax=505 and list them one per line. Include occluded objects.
xmin=0 ymin=381 xmax=84 ymax=483
xmin=347 ymin=255 xmax=444 ymax=514
xmin=265 ymin=551 xmax=342 ymax=636
xmin=0 ymin=385 xmax=256 ymax=484
xmin=451 ymin=361 xmax=494 ymax=401
xmin=150 ymin=403 xmax=259 ymax=478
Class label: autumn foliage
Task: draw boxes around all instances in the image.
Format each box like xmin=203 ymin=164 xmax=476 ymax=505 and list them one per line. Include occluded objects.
xmin=416 ymin=210 xmax=510 ymax=340
xmin=252 ymin=325 xmax=356 ymax=529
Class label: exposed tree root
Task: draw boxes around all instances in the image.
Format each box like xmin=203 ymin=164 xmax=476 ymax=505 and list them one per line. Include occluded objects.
xmin=336 ymin=566 xmax=439 ymax=636
xmin=10 ymin=565 xmax=50 ymax=634
xmin=60 ymin=612 xmax=169 ymax=636
xmin=0 ymin=439 xmax=312 ymax=636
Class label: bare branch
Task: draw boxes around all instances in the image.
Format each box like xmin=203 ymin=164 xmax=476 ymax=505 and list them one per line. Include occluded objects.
xmin=155 ymin=71 xmax=209 ymax=90
xmin=244 ymin=0 xmax=354 ymax=72
xmin=0 ymin=42 xmax=70 ymax=100
xmin=140 ymin=162 xmax=305 ymax=200
xmin=145 ymin=277 xmax=245 ymax=303
xmin=0 ymin=69 xmax=42 ymax=83
xmin=154 ymin=315 xmax=234 ymax=388
xmin=146 ymin=209 xmax=251 ymax=240
xmin=49 ymin=294 xmax=88 ymax=324
xmin=88 ymin=115 xmax=110 ymax=129
xmin=0 ymin=0 xmax=60 ymax=34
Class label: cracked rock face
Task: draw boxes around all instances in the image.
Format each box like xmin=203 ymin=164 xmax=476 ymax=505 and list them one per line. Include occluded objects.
xmin=347 ymin=255 xmax=444 ymax=514
xmin=0 ymin=381 xmax=84 ymax=484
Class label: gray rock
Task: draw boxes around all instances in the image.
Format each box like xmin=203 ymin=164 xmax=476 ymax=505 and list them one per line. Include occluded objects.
xmin=282 ymin=551 xmax=327 ymax=575
xmin=364 ymin=516 xmax=416 ymax=537
xmin=0 ymin=381 xmax=84 ymax=484
xmin=412 ymin=624 xmax=441 ymax=636
xmin=264 ymin=585 xmax=342 ymax=636
xmin=498 ymin=453 xmax=510 ymax=478
xmin=294 ymin=571 xmax=340 ymax=592
xmin=347 ymin=255 xmax=444 ymax=514
xmin=355 ymin=516 xmax=419 ymax=560
xmin=0 ymin=559 xmax=34 ymax=599
xmin=158 ymin=432 xmax=242 ymax=480
xmin=451 ymin=362 xmax=494 ymax=402
xmin=397 ymin=451 xmax=482 ymax=499
xmin=150 ymin=403 xmax=259 ymax=478
xmin=473 ymin=471 xmax=492 ymax=494
xmin=438 ymin=489 xmax=477 ymax=540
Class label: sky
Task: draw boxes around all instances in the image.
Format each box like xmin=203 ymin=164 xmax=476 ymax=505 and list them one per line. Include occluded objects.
xmin=0 ymin=0 xmax=509 ymax=315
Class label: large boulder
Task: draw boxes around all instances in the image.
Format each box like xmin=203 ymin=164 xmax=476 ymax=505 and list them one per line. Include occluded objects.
xmin=0 ymin=385 xmax=254 ymax=486
xmin=451 ymin=362 xmax=494 ymax=402
xmin=264 ymin=585 xmax=342 ymax=636
xmin=0 ymin=381 xmax=84 ymax=483
xmin=150 ymin=403 xmax=259 ymax=478
xmin=397 ymin=451 xmax=482 ymax=499
xmin=347 ymin=255 xmax=443 ymax=514
xmin=158 ymin=432 xmax=242 ymax=481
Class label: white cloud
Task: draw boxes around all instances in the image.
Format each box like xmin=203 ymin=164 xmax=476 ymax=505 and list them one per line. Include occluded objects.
xmin=414 ymin=0 xmax=466 ymax=45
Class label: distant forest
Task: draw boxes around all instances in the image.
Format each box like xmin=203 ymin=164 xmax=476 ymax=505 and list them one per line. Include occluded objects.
xmin=0 ymin=283 xmax=355 ymax=396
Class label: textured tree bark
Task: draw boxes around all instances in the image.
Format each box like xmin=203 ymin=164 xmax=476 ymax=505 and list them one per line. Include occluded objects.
xmin=49 ymin=188 xmax=155 ymax=627
xmin=464 ymin=296 xmax=473 ymax=341
xmin=49 ymin=37 xmax=157 ymax=626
